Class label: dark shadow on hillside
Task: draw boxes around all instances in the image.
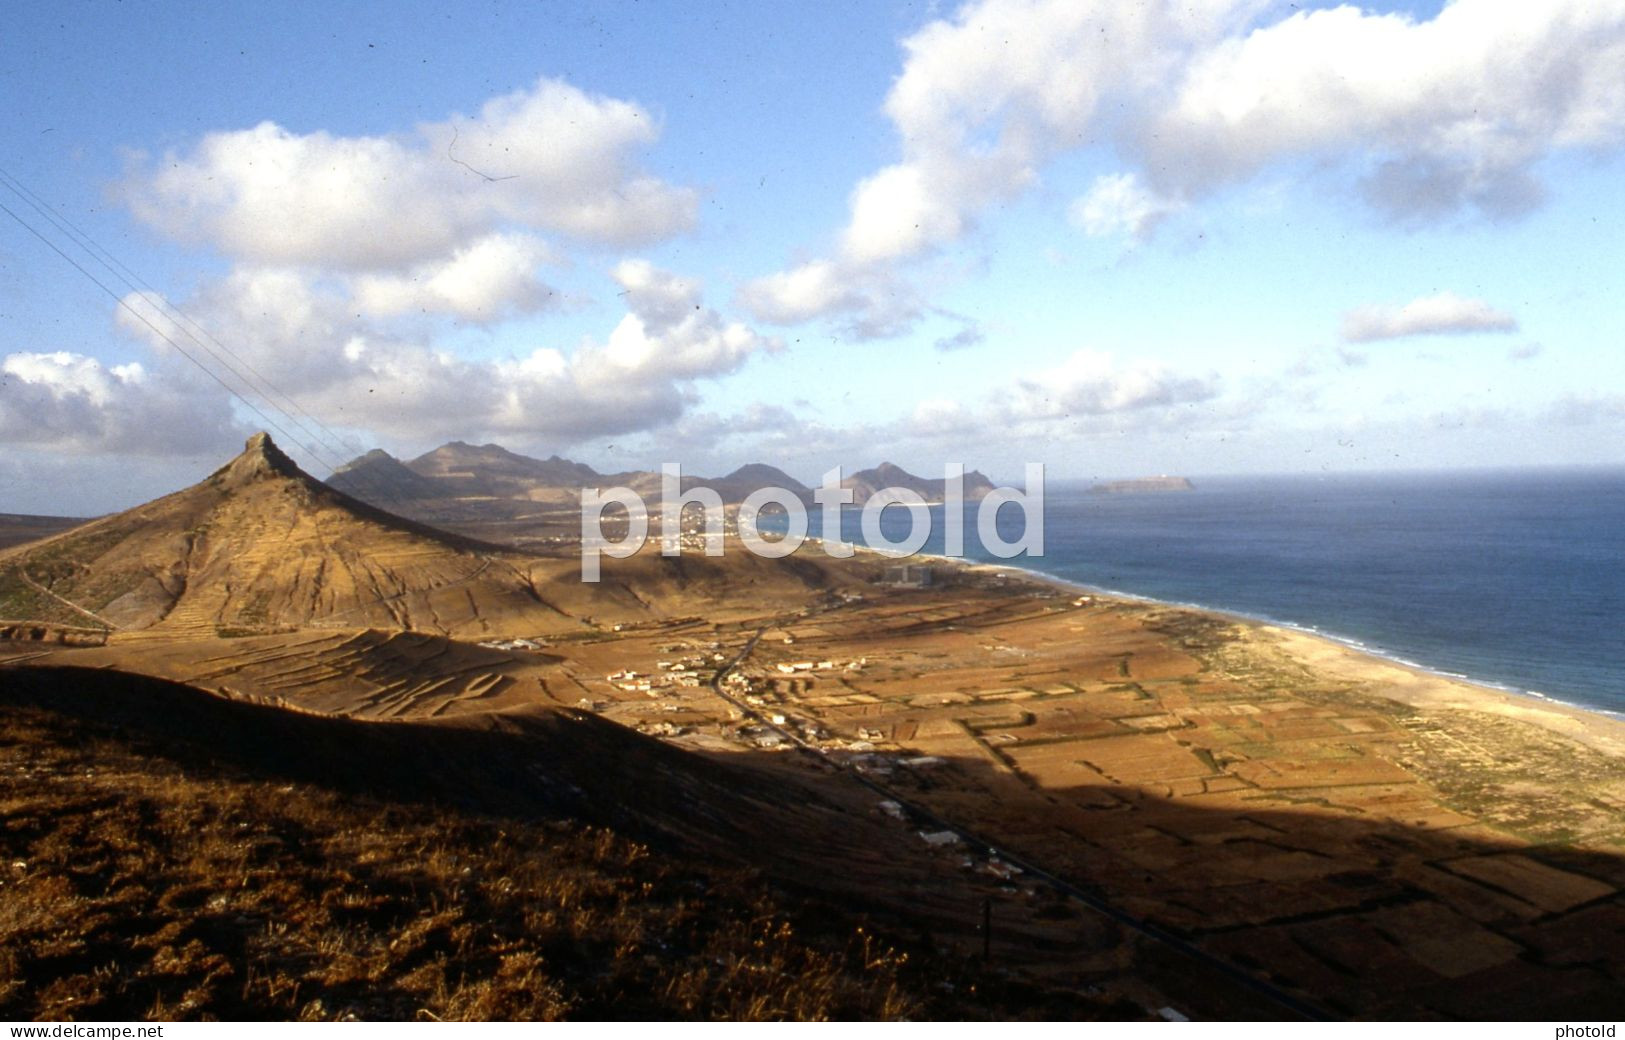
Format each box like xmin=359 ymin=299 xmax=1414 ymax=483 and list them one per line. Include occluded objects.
xmin=868 ymin=747 xmax=1625 ymax=1021
xmin=0 ymin=666 xmax=816 ymax=858
xmin=4 ymin=665 xmax=1623 ymax=1020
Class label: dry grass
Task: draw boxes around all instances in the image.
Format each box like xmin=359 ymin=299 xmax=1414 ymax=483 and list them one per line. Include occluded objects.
xmin=0 ymin=692 xmax=1116 ymax=1022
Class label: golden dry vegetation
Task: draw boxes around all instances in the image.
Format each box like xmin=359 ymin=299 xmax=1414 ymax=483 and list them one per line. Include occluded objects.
xmin=5 ymin=434 xmax=1625 ymax=1020
xmin=0 ymin=667 xmax=1134 ymax=1021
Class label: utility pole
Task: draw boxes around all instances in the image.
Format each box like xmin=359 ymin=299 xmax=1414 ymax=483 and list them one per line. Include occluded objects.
xmin=981 ymin=897 xmax=992 ymax=961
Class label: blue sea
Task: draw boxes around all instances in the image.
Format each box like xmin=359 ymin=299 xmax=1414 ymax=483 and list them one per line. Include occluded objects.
xmin=815 ymin=469 xmax=1625 ymax=718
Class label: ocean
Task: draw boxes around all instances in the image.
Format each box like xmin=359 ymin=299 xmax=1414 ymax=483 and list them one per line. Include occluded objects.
xmin=817 ymin=468 xmax=1625 ymax=718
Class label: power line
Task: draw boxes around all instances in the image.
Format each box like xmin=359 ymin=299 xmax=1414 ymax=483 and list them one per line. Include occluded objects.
xmin=0 ymin=168 xmax=414 ymax=513
xmin=0 ymin=197 xmax=318 ymax=460
xmin=0 ymin=167 xmax=361 ymax=469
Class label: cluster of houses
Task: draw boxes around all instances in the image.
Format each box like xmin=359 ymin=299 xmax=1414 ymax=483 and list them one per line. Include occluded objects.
xmin=605 ymin=669 xmax=654 ymax=693
xmin=476 ymin=636 xmax=547 ymax=651
xmin=604 ymin=649 xmax=727 ymax=695
xmin=875 ymin=803 xmax=1026 ymax=884
xmin=843 ymin=750 xmax=946 ymax=776
xmin=773 ymin=656 xmax=867 ymax=675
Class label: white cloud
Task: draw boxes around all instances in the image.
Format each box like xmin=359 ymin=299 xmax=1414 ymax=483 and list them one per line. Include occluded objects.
xmin=1069 ymin=173 xmax=1182 ymax=240
xmin=115 ymin=261 xmax=773 ymax=446
xmin=1341 ymin=292 xmax=1519 ymax=343
xmin=596 ymin=260 xmax=776 ymax=381
xmin=94 ymin=74 xmax=760 ymax=457
xmin=121 ymin=77 xmax=696 ymax=269
xmin=735 ymin=258 xmax=923 ymax=340
xmin=1144 ymin=1 xmax=1625 ymax=222
xmin=842 ymin=164 xmax=966 ymax=265
xmin=350 ymin=232 xmax=559 ymax=323
xmin=1010 ymin=349 xmax=1219 ymax=418
xmin=0 ymin=351 xmax=241 ymax=455
xmin=740 ymin=0 xmax=1259 ymax=333
xmin=735 ymin=260 xmax=862 ymax=326
xmin=745 ymin=0 xmax=1625 ymax=335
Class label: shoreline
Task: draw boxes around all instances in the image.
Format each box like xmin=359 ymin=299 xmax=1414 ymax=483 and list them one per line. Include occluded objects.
xmin=816 ymin=533 xmax=1622 ymax=721
xmin=931 ymin=553 xmax=1625 ymax=758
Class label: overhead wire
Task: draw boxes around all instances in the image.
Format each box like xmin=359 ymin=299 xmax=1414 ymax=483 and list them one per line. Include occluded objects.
xmin=0 ymin=165 xmax=509 ymax=641
xmin=0 ymin=167 xmax=417 ymax=513
xmin=0 ymin=166 xmax=357 ymax=467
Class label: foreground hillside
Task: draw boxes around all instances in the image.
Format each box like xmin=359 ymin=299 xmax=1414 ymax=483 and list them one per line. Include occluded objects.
xmin=0 ymin=667 xmax=1131 ymax=1021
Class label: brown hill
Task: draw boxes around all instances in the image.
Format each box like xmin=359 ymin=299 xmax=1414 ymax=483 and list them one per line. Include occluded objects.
xmin=843 ymin=462 xmax=996 ymax=505
xmin=1089 ymin=476 xmax=1194 ymax=495
xmin=325 ymin=444 xmax=813 ymax=538
xmin=0 ymin=434 xmax=536 ymax=637
xmin=325 ymin=448 xmax=445 ymax=501
xmin=0 ymin=433 xmax=869 ymax=640
xmin=326 ymin=443 xmax=1003 ymax=523
xmin=402 ymin=441 xmax=631 ymax=498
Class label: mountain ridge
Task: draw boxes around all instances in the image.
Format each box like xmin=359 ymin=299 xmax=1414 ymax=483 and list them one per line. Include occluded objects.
xmin=329 ymin=442 xmax=996 ymax=509
xmin=0 ymin=433 xmax=873 ymax=638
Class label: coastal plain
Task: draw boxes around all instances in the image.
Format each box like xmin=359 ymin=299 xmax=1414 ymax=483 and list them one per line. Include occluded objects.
xmin=11 ymin=555 xmax=1625 ymax=1017
xmin=3 ymin=437 xmax=1623 ymax=1019
xmin=526 ymin=562 xmax=1625 ymax=1018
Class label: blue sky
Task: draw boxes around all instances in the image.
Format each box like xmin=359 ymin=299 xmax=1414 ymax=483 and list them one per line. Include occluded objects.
xmin=3 ymin=0 xmax=1624 ymax=513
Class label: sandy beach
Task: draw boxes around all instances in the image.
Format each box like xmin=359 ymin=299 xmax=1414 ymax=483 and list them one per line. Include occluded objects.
xmin=957 ymin=555 xmax=1625 ymax=755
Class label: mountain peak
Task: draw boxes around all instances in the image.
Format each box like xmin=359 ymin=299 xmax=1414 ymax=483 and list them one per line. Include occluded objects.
xmin=219 ymin=432 xmax=302 ymax=487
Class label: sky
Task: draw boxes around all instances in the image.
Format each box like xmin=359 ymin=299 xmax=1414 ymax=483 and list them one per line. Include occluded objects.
xmin=3 ymin=0 xmax=1625 ymax=514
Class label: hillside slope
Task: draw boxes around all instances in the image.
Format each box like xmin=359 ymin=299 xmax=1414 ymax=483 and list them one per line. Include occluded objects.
xmin=0 ymin=434 xmax=868 ymax=639
xmin=0 ymin=666 xmax=1132 ymax=1021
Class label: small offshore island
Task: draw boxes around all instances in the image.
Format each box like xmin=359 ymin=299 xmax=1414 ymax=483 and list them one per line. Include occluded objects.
xmin=1090 ymin=475 xmax=1196 ymax=495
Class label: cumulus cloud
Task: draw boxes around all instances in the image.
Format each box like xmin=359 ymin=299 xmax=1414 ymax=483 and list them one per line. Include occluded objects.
xmin=1145 ymin=2 xmax=1625 ymax=223
xmin=1009 ymin=350 xmax=1219 ymax=419
xmin=933 ymin=320 xmax=985 ymax=352
xmin=745 ymin=0 xmax=1625 ymax=334
xmin=596 ymin=260 xmax=777 ymax=381
xmin=842 ymin=164 xmax=968 ymax=265
xmin=1068 ymin=173 xmax=1182 ymax=240
xmin=116 ymin=260 xmax=773 ymax=446
xmin=736 ymin=260 xmax=863 ymax=326
xmin=350 ymin=232 xmax=559 ymax=323
xmin=1341 ymin=292 xmax=1519 ymax=343
xmin=0 ymin=351 xmax=242 ymax=455
xmin=85 ymin=74 xmax=776 ymax=460
xmin=743 ymin=0 xmax=1238 ymax=332
xmin=121 ymin=78 xmax=696 ymax=268
xmin=736 ymin=259 xmax=923 ymax=340
xmin=867 ymin=0 xmax=1247 ymax=256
